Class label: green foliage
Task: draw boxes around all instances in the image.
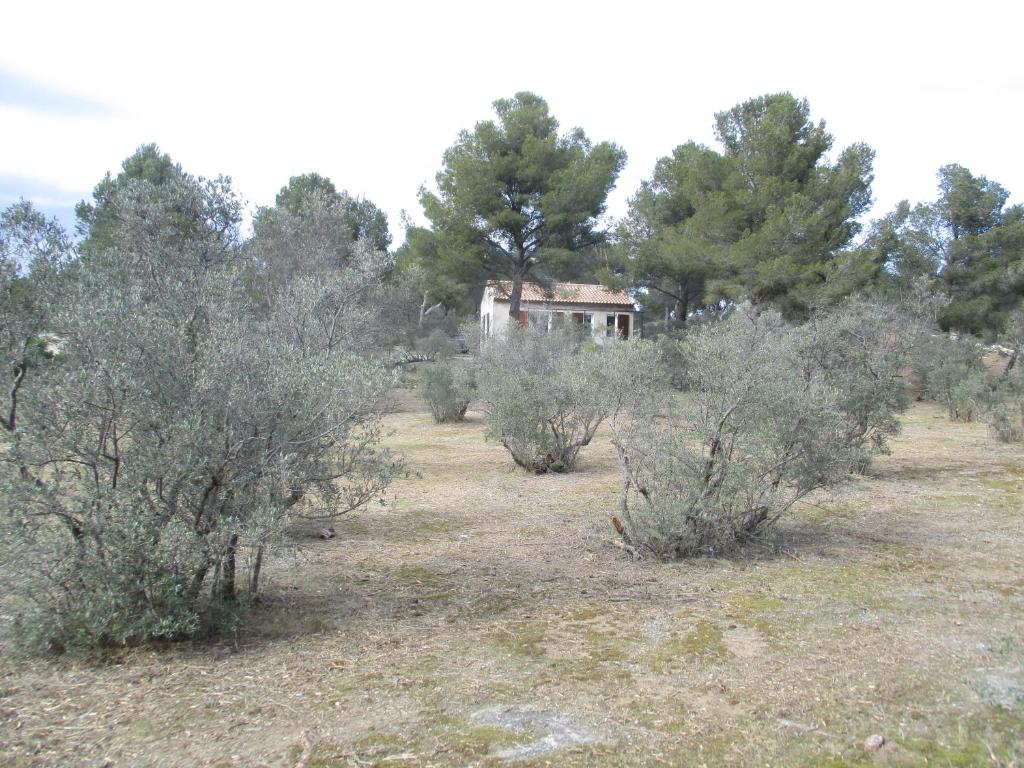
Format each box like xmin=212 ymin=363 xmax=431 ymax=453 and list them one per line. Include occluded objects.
xmin=616 ymin=142 xmax=731 ymax=328
xmin=619 ymin=93 xmax=874 ymax=322
xmin=913 ymin=334 xmax=988 ymax=420
xmin=419 ymin=92 xmax=626 ymax=317
xmin=420 ymin=360 xmax=476 ymax=423
xmin=74 ymin=143 xmax=186 ymax=253
xmin=476 ymin=328 xmax=659 ymax=473
xmin=1 ymin=154 xmax=400 ymax=652
xmin=392 ymin=226 xmax=477 ymax=317
xmin=415 ymin=328 xmax=454 ymax=360
xmin=0 ymin=201 xmax=68 ymax=435
xmin=611 ymin=303 xmax=917 ymax=559
xmin=273 ymin=172 xmax=391 ymax=252
xmin=838 ymin=201 xmax=939 ymax=297
xmin=911 ymin=312 xmax=1023 ymax=440
xmin=940 ymin=203 xmax=1024 ymax=336
xmin=980 ymin=363 xmax=1024 ymax=442
xmin=858 ymin=165 xmax=1023 ymax=336
xmin=936 ymin=163 xmax=1010 ymax=241
xmin=795 ymin=295 xmax=924 ymax=459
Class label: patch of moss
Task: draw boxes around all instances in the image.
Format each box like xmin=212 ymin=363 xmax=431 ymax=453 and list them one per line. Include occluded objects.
xmin=770 ymin=563 xmax=899 ymax=611
xmin=729 ymin=592 xmax=785 ymax=614
xmin=339 ymin=516 xmax=370 ymax=536
xmin=649 ymin=620 xmax=728 ymax=671
xmin=301 ymin=615 xmax=332 ymax=634
xmin=405 ymin=507 xmax=461 ymax=534
xmin=565 ymin=605 xmax=607 ymax=622
xmin=809 ymin=756 xmax=875 ymax=768
xmin=726 ymin=591 xmax=786 ymax=637
xmin=980 ymin=476 xmax=1023 ymax=493
xmin=308 ymin=720 xmax=529 ymax=766
xmin=462 ymin=592 xmax=522 ymax=617
xmin=899 ymin=737 xmax=1000 ymax=767
xmin=802 ymin=706 xmax=1024 ymax=768
xmin=493 ymin=620 xmax=548 ymax=658
xmin=627 ymin=697 xmax=689 ymax=731
xmin=583 ymin=630 xmax=630 ymax=663
xmin=394 ymin=564 xmax=448 ymax=589
xmin=249 ymin=610 xmax=335 ymax=640
xmin=540 ymin=655 xmax=633 ymax=685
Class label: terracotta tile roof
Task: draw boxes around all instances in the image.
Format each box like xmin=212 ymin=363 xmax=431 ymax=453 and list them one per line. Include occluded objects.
xmin=489 ymin=281 xmax=634 ymax=307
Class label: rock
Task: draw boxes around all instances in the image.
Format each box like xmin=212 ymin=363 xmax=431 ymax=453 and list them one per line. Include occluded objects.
xmin=317 ymin=527 xmax=335 ymax=540
xmin=471 ymin=705 xmax=600 ymax=759
xmin=863 ymin=734 xmax=885 ymax=752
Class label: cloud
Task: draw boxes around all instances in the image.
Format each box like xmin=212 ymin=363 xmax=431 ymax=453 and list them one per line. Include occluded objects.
xmin=0 ymin=67 xmax=112 ymax=116
xmin=0 ymin=174 xmax=83 ymax=234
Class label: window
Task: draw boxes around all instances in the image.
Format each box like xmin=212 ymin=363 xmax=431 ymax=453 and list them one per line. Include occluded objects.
xmin=606 ymin=314 xmax=616 ymax=338
xmin=584 ymin=312 xmax=593 ymax=329
xmin=527 ymin=310 xmax=550 ymax=331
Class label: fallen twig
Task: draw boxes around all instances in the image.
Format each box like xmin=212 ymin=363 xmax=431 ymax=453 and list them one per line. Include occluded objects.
xmin=293 ymin=730 xmax=315 ymax=768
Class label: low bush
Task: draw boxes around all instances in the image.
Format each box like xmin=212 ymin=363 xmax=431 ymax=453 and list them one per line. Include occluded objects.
xmin=611 ymin=307 xmax=887 ymax=559
xmin=420 ymin=360 xmax=476 ymax=423
xmin=0 ymin=176 xmax=400 ymax=653
xmin=913 ymin=333 xmax=988 ymax=421
xmin=795 ymin=295 xmax=931 ymax=462
xmin=477 ymin=327 xmax=598 ymax=473
xmin=477 ymin=328 xmax=662 ymax=473
xmin=980 ymin=364 xmax=1024 ymax=442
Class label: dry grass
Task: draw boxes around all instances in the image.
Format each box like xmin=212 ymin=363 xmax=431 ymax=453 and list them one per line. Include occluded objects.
xmin=1 ymin=402 xmax=1023 ymax=767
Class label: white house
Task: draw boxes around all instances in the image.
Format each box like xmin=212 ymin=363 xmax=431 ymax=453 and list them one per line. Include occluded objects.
xmin=480 ymin=281 xmax=638 ymax=344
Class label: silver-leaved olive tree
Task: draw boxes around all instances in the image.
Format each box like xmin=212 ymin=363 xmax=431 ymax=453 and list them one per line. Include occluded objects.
xmin=0 ymin=160 xmax=400 ymax=651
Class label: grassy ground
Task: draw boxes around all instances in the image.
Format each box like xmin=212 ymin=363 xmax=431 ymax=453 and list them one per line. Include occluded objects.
xmin=1 ymin=401 xmax=1022 ymax=767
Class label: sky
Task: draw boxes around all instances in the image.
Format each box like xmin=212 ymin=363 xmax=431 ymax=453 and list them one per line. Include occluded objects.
xmin=2 ymin=0 xmax=1022 ymax=246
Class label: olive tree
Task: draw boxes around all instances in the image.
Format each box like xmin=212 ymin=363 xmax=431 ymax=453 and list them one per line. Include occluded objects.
xmin=0 ymin=201 xmax=69 ymax=433
xmin=912 ymin=333 xmax=988 ymax=421
xmin=477 ymin=327 xmax=626 ymax=473
xmin=980 ymin=344 xmax=1024 ymax=442
xmin=0 ymin=171 xmax=399 ymax=651
xmin=794 ymin=295 xmax=926 ymax=460
xmin=420 ymin=360 xmax=476 ymax=423
xmin=611 ymin=309 xmax=866 ymax=559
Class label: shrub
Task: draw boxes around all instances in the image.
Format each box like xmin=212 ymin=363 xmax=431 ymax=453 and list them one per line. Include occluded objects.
xmin=913 ymin=333 xmax=988 ymax=420
xmin=477 ymin=327 xmax=594 ymax=472
xmin=415 ymin=328 xmax=453 ymax=361
xmin=0 ymin=178 xmax=400 ymax=652
xmin=476 ymin=327 xmax=659 ymax=473
xmin=980 ymin=364 xmax=1024 ymax=442
xmin=420 ymin=360 xmax=476 ymax=422
xmin=795 ymin=295 xmax=924 ymax=459
xmin=611 ymin=308 xmax=867 ymax=559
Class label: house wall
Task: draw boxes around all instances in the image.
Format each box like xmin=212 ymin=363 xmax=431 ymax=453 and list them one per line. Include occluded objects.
xmin=479 ymin=291 xmax=512 ymax=338
xmin=480 ymin=288 xmax=634 ymax=344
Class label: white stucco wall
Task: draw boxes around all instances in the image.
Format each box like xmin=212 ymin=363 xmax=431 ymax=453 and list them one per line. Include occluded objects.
xmin=479 ymin=286 xmax=634 ymax=344
xmin=479 ymin=289 xmax=512 ymax=338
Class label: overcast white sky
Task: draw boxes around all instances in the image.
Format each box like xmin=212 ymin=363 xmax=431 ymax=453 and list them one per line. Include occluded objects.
xmin=1 ymin=0 xmax=1021 ymax=245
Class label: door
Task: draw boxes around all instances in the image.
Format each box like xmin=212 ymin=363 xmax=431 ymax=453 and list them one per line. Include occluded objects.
xmin=617 ymin=313 xmax=630 ymax=340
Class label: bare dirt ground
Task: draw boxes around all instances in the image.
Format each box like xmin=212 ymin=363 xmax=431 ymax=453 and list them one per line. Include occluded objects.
xmin=1 ymin=400 xmax=1022 ymax=767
